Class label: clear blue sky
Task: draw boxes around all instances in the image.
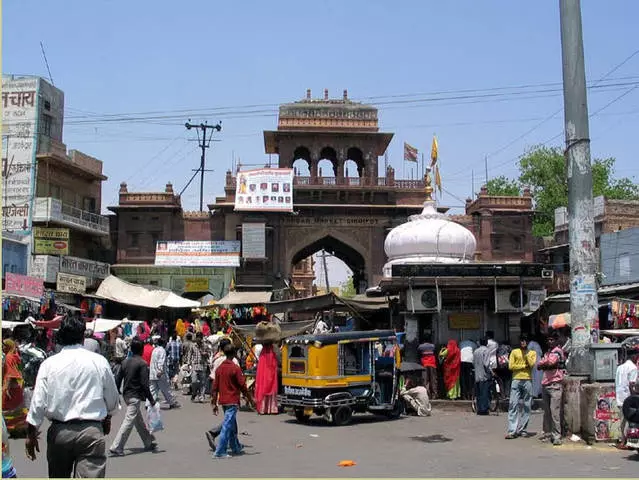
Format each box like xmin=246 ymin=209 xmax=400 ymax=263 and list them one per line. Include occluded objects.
xmin=5 ymin=1 xmax=638 ymax=285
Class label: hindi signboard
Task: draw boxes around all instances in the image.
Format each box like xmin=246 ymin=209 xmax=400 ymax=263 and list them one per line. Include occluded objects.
xmin=56 ymin=272 xmax=87 ymax=294
xmin=31 ymin=255 xmax=60 ymax=283
xmin=59 ymin=256 xmax=110 ymax=280
xmin=33 ymin=227 xmax=70 ymax=255
xmin=5 ymin=272 xmax=44 ymax=298
xmin=2 ymin=77 xmax=40 ymax=234
xmin=448 ymin=312 xmax=481 ymax=330
xmin=154 ymin=241 xmax=241 ymax=267
xmin=242 ymin=223 xmax=266 ymax=259
xmin=234 ymin=168 xmax=293 ymax=212
xmin=184 ymin=277 xmax=210 ymax=293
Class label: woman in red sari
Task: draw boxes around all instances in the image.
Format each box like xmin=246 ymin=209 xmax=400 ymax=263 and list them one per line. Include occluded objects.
xmin=2 ymin=340 xmax=27 ymax=437
xmin=254 ymin=342 xmax=279 ymax=414
xmin=439 ymin=340 xmax=461 ymax=400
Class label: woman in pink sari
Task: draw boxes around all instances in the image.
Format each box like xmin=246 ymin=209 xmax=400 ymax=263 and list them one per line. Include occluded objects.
xmin=254 ymin=342 xmax=279 ymax=414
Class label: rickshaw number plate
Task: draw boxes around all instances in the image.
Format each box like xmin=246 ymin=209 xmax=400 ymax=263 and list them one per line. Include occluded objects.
xmin=304 ymin=408 xmax=314 ymax=416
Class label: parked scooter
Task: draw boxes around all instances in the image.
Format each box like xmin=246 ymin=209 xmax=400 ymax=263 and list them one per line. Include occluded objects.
xmin=622 ymin=394 xmax=639 ymax=451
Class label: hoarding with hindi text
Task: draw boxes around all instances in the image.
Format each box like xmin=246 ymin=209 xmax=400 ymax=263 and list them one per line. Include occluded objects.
xmin=155 ymin=241 xmax=241 ymax=267
xmin=234 ymin=168 xmax=293 ymax=212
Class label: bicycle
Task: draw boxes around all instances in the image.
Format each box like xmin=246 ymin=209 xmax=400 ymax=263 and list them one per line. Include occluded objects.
xmin=471 ymin=374 xmax=506 ymax=414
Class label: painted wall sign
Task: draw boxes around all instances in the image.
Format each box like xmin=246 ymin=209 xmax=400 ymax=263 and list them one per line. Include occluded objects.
xmin=155 ymin=241 xmax=240 ymax=267
xmin=5 ymin=272 xmax=44 ymax=298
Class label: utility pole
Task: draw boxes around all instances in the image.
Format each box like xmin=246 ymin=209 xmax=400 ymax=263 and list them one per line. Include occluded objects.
xmin=185 ymin=120 xmax=222 ymax=211
xmin=560 ymin=0 xmax=599 ymax=375
xmin=321 ymin=250 xmax=330 ymax=294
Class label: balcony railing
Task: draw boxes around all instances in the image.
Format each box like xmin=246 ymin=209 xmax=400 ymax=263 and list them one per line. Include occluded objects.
xmin=33 ymin=197 xmax=109 ymax=235
xmin=226 ymin=175 xmax=424 ymax=189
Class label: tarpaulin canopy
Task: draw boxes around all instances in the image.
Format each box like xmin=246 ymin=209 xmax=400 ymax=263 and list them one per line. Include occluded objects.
xmin=1 ymin=320 xmax=30 ymax=330
xmin=231 ymin=319 xmax=317 ymax=338
xmin=95 ymin=275 xmax=200 ymax=309
xmin=266 ymin=292 xmax=395 ymax=314
xmin=85 ymin=318 xmax=122 ymax=333
xmin=217 ymin=291 xmax=272 ymax=306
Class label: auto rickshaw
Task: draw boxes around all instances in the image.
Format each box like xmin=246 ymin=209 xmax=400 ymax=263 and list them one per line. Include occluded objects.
xmin=277 ymin=329 xmax=403 ymax=426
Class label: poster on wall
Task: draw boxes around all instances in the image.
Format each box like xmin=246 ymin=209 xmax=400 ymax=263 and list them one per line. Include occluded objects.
xmin=57 ymin=272 xmax=87 ymax=294
xmin=5 ymin=272 xmax=44 ymax=298
xmin=234 ymin=168 xmax=293 ymax=212
xmin=33 ymin=227 xmax=70 ymax=255
xmin=593 ymin=390 xmax=621 ymax=441
xmin=2 ymin=77 xmax=39 ymax=234
xmin=155 ymin=241 xmax=241 ymax=267
xmin=242 ymin=223 xmax=266 ymax=259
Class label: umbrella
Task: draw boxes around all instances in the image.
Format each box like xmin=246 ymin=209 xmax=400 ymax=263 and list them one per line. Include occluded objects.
xmin=549 ymin=313 xmax=571 ymax=330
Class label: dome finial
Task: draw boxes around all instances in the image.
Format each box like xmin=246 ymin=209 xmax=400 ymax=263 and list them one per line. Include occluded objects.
xmin=424 ymin=167 xmax=434 ymax=201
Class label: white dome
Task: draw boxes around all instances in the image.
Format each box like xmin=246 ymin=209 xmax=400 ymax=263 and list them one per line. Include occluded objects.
xmin=383 ymin=200 xmax=476 ymax=277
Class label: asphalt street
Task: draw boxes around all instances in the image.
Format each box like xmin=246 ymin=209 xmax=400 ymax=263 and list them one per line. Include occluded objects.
xmin=10 ymin=393 xmax=639 ymax=477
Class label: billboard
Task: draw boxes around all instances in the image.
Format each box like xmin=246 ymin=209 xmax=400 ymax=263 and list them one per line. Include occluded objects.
xmin=242 ymin=223 xmax=266 ymax=259
xmin=5 ymin=272 xmax=44 ymax=298
xmin=234 ymin=168 xmax=293 ymax=212
xmin=56 ymin=272 xmax=87 ymax=294
xmin=154 ymin=241 xmax=241 ymax=267
xmin=2 ymin=77 xmax=39 ymax=234
xmin=33 ymin=227 xmax=70 ymax=255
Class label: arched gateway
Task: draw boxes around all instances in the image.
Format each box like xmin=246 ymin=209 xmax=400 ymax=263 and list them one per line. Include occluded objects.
xmin=210 ymin=89 xmax=432 ymax=298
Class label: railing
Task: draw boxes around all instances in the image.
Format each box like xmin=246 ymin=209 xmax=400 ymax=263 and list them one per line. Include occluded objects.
xmin=226 ymin=175 xmax=424 ymax=189
xmin=33 ymin=197 xmax=109 ymax=234
xmin=119 ymin=192 xmax=180 ymax=205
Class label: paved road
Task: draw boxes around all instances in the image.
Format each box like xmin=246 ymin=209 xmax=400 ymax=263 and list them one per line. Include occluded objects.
xmin=10 ymin=394 xmax=639 ymax=477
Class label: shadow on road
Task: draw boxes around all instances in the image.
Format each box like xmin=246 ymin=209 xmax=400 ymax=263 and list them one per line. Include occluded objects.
xmin=411 ymin=434 xmax=453 ymax=443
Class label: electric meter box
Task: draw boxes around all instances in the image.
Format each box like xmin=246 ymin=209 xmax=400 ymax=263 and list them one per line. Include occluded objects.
xmin=589 ymin=344 xmax=621 ymax=382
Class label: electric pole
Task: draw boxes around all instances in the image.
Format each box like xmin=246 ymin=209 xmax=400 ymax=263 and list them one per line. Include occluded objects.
xmin=560 ymin=0 xmax=599 ymax=375
xmin=185 ymin=120 xmax=222 ymax=211
xmin=321 ymin=250 xmax=330 ymax=294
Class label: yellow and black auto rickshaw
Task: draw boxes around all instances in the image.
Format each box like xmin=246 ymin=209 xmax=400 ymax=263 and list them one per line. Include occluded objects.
xmin=277 ymin=329 xmax=402 ymax=426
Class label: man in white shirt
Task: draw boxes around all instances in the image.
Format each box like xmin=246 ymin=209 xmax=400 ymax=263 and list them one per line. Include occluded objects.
xmin=114 ymin=331 xmax=128 ymax=362
xmin=83 ymin=329 xmax=102 ymax=355
xmin=25 ymin=316 xmax=119 ymax=478
xmin=616 ymin=353 xmax=638 ymax=447
xmin=149 ymin=337 xmax=180 ymax=409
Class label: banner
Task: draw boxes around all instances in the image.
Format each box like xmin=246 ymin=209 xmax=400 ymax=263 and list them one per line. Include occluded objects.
xmin=242 ymin=223 xmax=266 ymax=259
xmin=403 ymin=142 xmax=418 ymax=163
xmin=527 ymin=289 xmax=547 ymax=312
xmin=2 ymin=77 xmax=40 ymax=234
xmin=33 ymin=227 xmax=69 ymax=255
xmin=185 ymin=277 xmax=210 ymax=293
xmin=235 ymin=168 xmax=293 ymax=212
xmin=5 ymin=272 xmax=44 ymax=298
xmin=154 ymin=241 xmax=241 ymax=267
xmin=448 ymin=312 xmax=481 ymax=330
xmin=57 ymin=272 xmax=87 ymax=294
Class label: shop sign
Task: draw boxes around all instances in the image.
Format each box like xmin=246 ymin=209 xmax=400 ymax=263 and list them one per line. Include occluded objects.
xmin=242 ymin=223 xmax=265 ymax=259
xmin=33 ymin=227 xmax=69 ymax=255
xmin=59 ymin=256 xmax=110 ymax=279
xmin=185 ymin=277 xmax=210 ymax=292
xmin=5 ymin=272 xmax=44 ymax=298
xmin=155 ymin=241 xmax=240 ymax=267
xmin=31 ymin=255 xmax=60 ymax=283
xmin=448 ymin=312 xmax=481 ymax=330
xmin=56 ymin=272 xmax=86 ymax=294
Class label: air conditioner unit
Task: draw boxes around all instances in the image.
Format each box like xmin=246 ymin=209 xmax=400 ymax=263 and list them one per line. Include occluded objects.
xmin=541 ymin=269 xmax=554 ymax=279
xmin=406 ymin=288 xmax=440 ymax=312
xmin=495 ymin=289 xmax=530 ymax=313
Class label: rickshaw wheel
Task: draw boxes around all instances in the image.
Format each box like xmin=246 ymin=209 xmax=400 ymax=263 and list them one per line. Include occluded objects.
xmin=294 ymin=408 xmax=311 ymax=423
xmin=332 ymin=406 xmax=353 ymax=426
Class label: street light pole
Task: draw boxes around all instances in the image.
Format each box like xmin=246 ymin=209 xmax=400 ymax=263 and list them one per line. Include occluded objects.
xmin=559 ymin=0 xmax=599 ymax=375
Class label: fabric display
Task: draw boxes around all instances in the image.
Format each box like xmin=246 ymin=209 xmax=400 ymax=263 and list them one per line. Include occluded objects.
xmin=2 ymin=297 xmax=40 ymax=321
xmin=611 ymin=299 xmax=639 ymax=329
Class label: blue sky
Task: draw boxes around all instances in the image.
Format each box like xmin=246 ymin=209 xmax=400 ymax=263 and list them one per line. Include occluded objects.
xmin=4 ymin=1 xmax=638 ymax=285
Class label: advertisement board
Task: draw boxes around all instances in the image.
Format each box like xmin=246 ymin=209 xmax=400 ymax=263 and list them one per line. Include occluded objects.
xmin=448 ymin=312 xmax=481 ymax=330
xmin=184 ymin=277 xmax=210 ymax=293
xmin=31 ymin=255 xmax=60 ymax=283
xmin=234 ymin=168 xmax=293 ymax=212
xmin=57 ymin=272 xmax=87 ymax=294
xmin=5 ymin=272 xmax=44 ymax=298
xmin=2 ymin=77 xmax=39 ymax=234
xmin=154 ymin=241 xmax=241 ymax=267
xmin=242 ymin=223 xmax=266 ymax=259
xmin=33 ymin=227 xmax=70 ymax=255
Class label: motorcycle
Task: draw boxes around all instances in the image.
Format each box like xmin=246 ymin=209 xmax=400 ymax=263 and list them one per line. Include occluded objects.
xmin=622 ymin=394 xmax=639 ymax=451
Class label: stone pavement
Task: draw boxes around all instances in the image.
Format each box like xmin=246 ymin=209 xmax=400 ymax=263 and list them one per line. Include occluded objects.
xmin=10 ymin=395 xmax=639 ymax=477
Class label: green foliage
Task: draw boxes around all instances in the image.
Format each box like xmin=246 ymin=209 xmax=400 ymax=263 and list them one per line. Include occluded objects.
xmin=485 ymin=175 xmax=521 ymax=196
xmin=486 ymin=145 xmax=639 ymax=237
xmin=339 ymin=276 xmax=356 ymax=299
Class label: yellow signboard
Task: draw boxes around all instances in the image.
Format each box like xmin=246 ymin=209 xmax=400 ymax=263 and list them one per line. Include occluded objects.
xmin=448 ymin=313 xmax=481 ymax=330
xmin=185 ymin=277 xmax=209 ymax=292
xmin=33 ymin=227 xmax=69 ymax=255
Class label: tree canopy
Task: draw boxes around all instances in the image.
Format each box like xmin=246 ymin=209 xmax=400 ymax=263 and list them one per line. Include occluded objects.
xmin=486 ymin=145 xmax=639 ymax=237
xmin=339 ymin=276 xmax=356 ymax=298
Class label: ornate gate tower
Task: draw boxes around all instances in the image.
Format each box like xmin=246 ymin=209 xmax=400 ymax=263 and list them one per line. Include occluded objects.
xmin=211 ymin=89 xmax=430 ymax=297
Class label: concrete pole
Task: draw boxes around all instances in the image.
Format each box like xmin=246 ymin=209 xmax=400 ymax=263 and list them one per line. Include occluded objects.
xmin=559 ymin=0 xmax=599 ymax=375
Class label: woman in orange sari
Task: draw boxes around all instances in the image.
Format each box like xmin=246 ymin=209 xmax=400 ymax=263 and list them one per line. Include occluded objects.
xmin=2 ymin=340 xmax=27 ymax=437
xmin=254 ymin=342 xmax=279 ymax=414
xmin=439 ymin=340 xmax=461 ymax=400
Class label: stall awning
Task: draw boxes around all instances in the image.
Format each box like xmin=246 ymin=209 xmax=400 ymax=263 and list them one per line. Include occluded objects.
xmin=267 ymin=293 xmax=338 ymax=314
xmin=2 ymin=320 xmax=29 ymax=330
xmin=217 ymin=291 xmax=272 ymax=306
xmin=95 ymin=275 xmax=200 ymax=309
xmin=85 ymin=318 xmax=122 ymax=333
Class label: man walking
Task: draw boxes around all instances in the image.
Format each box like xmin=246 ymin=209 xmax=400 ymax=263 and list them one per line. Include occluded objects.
xmin=473 ymin=338 xmax=492 ymax=415
xmin=505 ymin=334 xmax=537 ymax=439
xmin=109 ymin=338 xmax=158 ymax=456
xmin=211 ymin=344 xmax=255 ymax=458
xmin=615 ymin=351 xmax=638 ymax=448
xmin=149 ymin=338 xmax=180 ymax=409
xmin=25 ymin=316 xmax=119 ymax=478
xmin=537 ymin=333 xmax=566 ymax=446
xmin=166 ymin=334 xmax=182 ymax=389
xmin=186 ymin=332 xmax=209 ymax=403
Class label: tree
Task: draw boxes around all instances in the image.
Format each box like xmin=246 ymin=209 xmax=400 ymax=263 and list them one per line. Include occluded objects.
xmin=485 ymin=175 xmax=521 ymax=196
xmin=516 ymin=145 xmax=639 ymax=237
xmin=339 ymin=276 xmax=356 ymax=298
